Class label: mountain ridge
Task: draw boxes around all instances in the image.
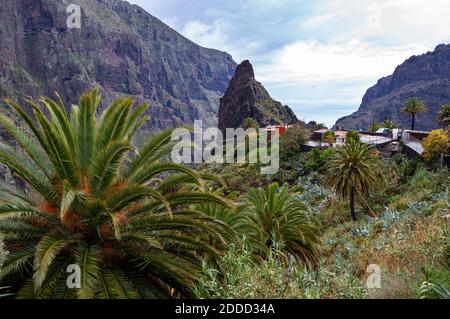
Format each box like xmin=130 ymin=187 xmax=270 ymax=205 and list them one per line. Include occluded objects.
xmin=335 ymin=44 xmax=450 ymax=131
xmin=0 ymin=0 xmax=237 ymax=131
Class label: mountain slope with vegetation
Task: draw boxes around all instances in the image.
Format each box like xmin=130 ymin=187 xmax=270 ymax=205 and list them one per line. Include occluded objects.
xmin=0 ymin=89 xmax=448 ymax=299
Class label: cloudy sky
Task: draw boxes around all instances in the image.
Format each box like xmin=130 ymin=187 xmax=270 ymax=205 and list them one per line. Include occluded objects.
xmin=129 ymin=0 xmax=450 ymax=127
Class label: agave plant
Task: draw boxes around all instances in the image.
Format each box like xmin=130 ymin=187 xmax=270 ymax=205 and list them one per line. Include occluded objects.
xmin=0 ymin=88 xmax=235 ymax=299
xmin=238 ymin=183 xmax=320 ymax=267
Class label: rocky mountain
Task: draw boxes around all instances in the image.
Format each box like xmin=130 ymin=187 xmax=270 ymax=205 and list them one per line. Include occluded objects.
xmin=218 ymin=60 xmax=298 ymax=132
xmin=335 ymin=44 xmax=450 ymax=131
xmin=0 ymin=0 xmax=237 ymax=131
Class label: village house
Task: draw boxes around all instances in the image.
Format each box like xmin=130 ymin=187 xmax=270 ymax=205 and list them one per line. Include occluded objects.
xmin=302 ymin=126 xmax=431 ymax=159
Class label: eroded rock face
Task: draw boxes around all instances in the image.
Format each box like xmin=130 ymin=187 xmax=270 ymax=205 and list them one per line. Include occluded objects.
xmin=218 ymin=60 xmax=298 ymax=132
xmin=335 ymin=44 xmax=450 ymax=131
xmin=0 ymin=0 xmax=237 ymax=132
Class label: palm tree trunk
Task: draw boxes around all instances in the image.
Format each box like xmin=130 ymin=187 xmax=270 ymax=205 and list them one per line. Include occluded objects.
xmin=350 ymin=187 xmax=357 ymax=221
xmin=411 ymin=113 xmax=415 ymax=130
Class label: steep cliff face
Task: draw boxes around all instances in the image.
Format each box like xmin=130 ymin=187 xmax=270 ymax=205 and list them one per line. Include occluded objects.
xmin=335 ymin=44 xmax=450 ymax=131
xmin=0 ymin=0 xmax=237 ymax=131
xmin=218 ymin=60 xmax=298 ymax=131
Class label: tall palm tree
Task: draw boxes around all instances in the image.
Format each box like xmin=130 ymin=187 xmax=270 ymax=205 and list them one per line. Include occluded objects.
xmin=401 ymin=97 xmax=427 ymax=130
xmin=238 ymin=183 xmax=320 ymax=268
xmin=437 ymin=104 xmax=450 ymax=129
xmin=0 ymin=88 xmax=234 ymax=299
xmin=324 ymin=140 xmax=382 ymax=221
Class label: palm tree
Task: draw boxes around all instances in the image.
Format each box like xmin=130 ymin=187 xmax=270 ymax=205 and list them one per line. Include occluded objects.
xmin=0 ymin=88 xmax=235 ymax=299
xmin=437 ymin=104 xmax=450 ymax=129
xmin=383 ymin=119 xmax=398 ymax=130
xmin=238 ymin=183 xmax=320 ymax=267
xmin=241 ymin=117 xmax=259 ymax=130
xmin=401 ymin=97 xmax=427 ymax=130
xmin=325 ymin=140 xmax=382 ymax=221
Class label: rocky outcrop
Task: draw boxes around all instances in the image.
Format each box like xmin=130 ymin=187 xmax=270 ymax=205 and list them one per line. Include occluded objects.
xmin=218 ymin=60 xmax=298 ymax=131
xmin=335 ymin=44 xmax=450 ymax=131
xmin=0 ymin=0 xmax=237 ymax=131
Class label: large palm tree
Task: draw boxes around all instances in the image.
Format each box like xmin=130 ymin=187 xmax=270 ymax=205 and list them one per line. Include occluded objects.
xmin=238 ymin=183 xmax=320 ymax=267
xmin=0 ymin=88 xmax=235 ymax=299
xmin=324 ymin=140 xmax=382 ymax=221
xmin=401 ymin=97 xmax=427 ymax=130
xmin=437 ymin=104 xmax=450 ymax=129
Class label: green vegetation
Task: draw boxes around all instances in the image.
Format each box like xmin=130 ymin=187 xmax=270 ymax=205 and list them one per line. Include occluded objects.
xmin=241 ymin=117 xmax=259 ymax=130
xmin=383 ymin=119 xmax=398 ymax=130
xmin=324 ymin=140 xmax=382 ymax=221
xmin=401 ymin=97 xmax=428 ymax=130
xmin=238 ymin=183 xmax=320 ymax=267
xmin=368 ymin=116 xmax=381 ymax=132
xmin=0 ymin=89 xmax=233 ymax=298
xmin=0 ymin=231 xmax=11 ymax=298
xmin=0 ymin=233 xmax=6 ymax=278
xmin=322 ymin=131 xmax=336 ymax=146
xmin=422 ymin=129 xmax=450 ymax=164
xmin=197 ymin=157 xmax=449 ymax=299
xmin=437 ymin=104 xmax=450 ymax=129
xmin=0 ymin=89 xmax=448 ymax=299
xmin=280 ymin=125 xmax=309 ymax=159
xmin=306 ymin=148 xmax=334 ymax=172
xmin=346 ymin=130 xmax=360 ymax=143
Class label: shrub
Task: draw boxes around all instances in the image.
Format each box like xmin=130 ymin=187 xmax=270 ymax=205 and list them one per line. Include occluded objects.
xmin=422 ymin=129 xmax=450 ymax=163
xmin=306 ymin=148 xmax=334 ymax=172
xmin=322 ymin=131 xmax=336 ymax=146
xmin=346 ymin=131 xmax=360 ymax=143
xmin=195 ymin=244 xmax=366 ymax=299
xmin=280 ymin=125 xmax=309 ymax=159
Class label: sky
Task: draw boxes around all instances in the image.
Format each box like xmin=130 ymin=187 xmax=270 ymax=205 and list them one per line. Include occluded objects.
xmin=128 ymin=0 xmax=450 ymax=127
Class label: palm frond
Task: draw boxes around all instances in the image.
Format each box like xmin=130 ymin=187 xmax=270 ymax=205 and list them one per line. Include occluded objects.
xmin=33 ymin=232 xmax=73 ymax=291
xmin=74 ymin=244 xmax=101 ymax=299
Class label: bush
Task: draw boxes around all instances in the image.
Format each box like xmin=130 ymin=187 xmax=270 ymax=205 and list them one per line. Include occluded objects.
xmin=346 ymin=131 xmax=360 ymax=143
xmin=422 ymin=129 xmax=450 ymax=163
xmin=306 ymin=148 xmax=334 ymax=172
xmin=280 ymin=125 xmax=309 ymax=159
xmin=322 ymin=131 xmax=336 ymax=145
xmin=195 ymin=244 xmax=366 ymax=299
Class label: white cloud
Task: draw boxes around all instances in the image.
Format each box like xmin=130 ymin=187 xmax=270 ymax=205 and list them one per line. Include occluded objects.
xmin=180 ymin=19 xmax=262 ymax=62
xmin=128 ymin=0 xmax=450 ymax=126
xmin=181 ymin=19 xmax=230 ymax=50
xmin=307 ymin=0 xmax=450 ymax=45
xmin=258 ymin=40 xmax=427 ymax=84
